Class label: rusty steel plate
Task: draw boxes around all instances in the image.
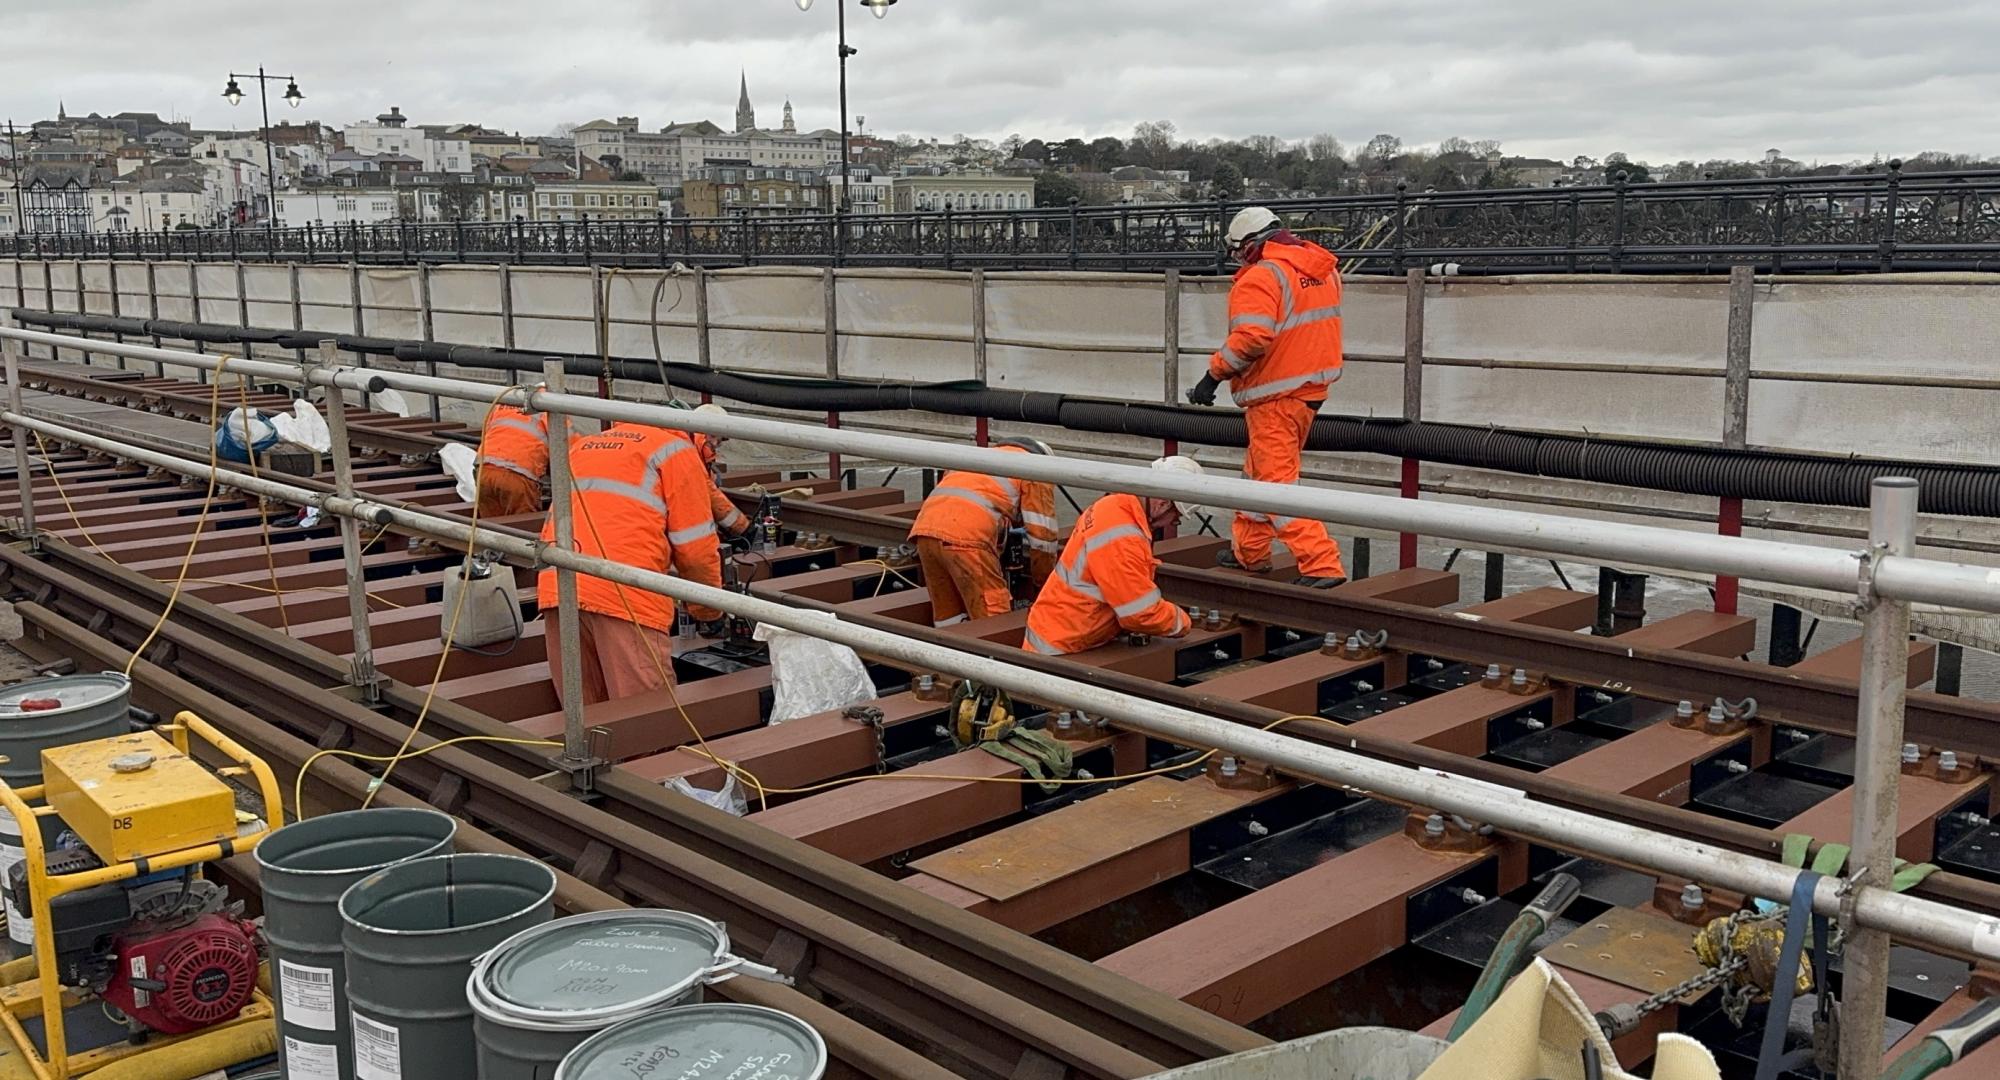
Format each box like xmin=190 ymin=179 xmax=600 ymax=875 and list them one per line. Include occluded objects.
xmin=1542 ymin=905 xmax=1711 ymax=1002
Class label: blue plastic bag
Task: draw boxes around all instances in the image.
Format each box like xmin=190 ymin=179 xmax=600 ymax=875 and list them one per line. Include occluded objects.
xmin=214 ymin=407 xmax=279 ymax=464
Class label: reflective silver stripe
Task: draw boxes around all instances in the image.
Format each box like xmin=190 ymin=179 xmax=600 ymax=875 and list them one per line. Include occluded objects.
xmin=718 ymin=507 xmax=747 ymax=528
xmin=1020 ymin=511 xmax=1058 ymax=532
xmin=1024 ymin=537 xmax=1061 ymax=553
xmin=1054 ymin=560 xmax=1103 ymax=601
xmin=992 ymin=476 xmax=1020 ymax=503
xmin=1113 ymin=588 xmax=1164 ymax=618
xmin=1232 ymin=366 xmax=1344 ymax=405
xmin=644 ymin=438 xmax=693 ymax=473
xmin=1081 ymin=524 xmax=1145 ymax=552
xmin=668 ymin=519 xmax=717 ymax=545
xmin=1277 ymin=304 xmax=1342 ymax=333
xmin=1229 ymin=313 xmax=1276 ymax=332
xmin=1022 ymin=626 xmax=1066 ymax=655
xmin=574 ymin=476 xmax=667 ymax=514
xmin=490 ymin=415 xmax=544 ymax=438
xmin=931 ymin=485 xmax=1005 ymax=520
xmin=1216 ymin=345 xmax=1253 ymax=374
xmin=936 ymin=613 xmax=969 ymax=626
xmin=1259 ymin=260 xmax=1294 ymax=321
xmin=482 ymin=456 xmax=541 ymax=480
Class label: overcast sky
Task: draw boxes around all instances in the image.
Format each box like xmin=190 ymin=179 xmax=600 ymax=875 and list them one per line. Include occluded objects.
xmin=11 ymin=1 xmax=1997 ymax=165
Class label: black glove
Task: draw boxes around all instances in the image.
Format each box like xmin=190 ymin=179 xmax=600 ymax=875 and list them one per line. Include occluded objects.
xmin=1186 ymin=374 xmax=1219 ymax=407
xmin=695 ymin=619 xmax=726 ymax=639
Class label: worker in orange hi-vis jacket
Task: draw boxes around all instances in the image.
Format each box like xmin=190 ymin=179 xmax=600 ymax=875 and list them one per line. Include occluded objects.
xmin=537 ymin=422 xmax=724 ymax=705
xmin=689 ymin=403 xmax=749 ymax=540
xmin=1185 ymin=206 xmax=1348 ymax=589
xmin=1022 ymin=455 xmax=1201 ymax=656
xmin=474 ymin=404 xmax=548 ymax=517
xmin=907 ymin=438 xmax=1060 ymax=626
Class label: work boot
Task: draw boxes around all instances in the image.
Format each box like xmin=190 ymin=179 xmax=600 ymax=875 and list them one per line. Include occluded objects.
xmin=1216 ymin=549 xmax=1272 ymax=574
xmin=1293 ymin=574 xmax=1348 ymax=589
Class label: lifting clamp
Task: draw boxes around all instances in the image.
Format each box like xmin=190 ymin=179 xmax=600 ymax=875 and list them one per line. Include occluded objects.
xmin=947 ymin=679 xmax=1076 ymax=792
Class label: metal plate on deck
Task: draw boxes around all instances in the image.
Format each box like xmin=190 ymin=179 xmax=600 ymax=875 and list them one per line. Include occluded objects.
xmin=1541 ymin=906 xmax=1710 ymax=1002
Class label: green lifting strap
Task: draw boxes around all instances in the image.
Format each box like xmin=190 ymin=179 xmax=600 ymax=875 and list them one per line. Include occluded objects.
xmin=1781 ymin=833 xmax=1938 ymax=893
xmin=979 ymin=728 xmax=1075 ymax=794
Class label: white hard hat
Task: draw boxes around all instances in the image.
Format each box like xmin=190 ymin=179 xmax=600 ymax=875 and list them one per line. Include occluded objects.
xmin=995 ymin=436 xmax=1055 ymax=457
xmin=1149 ymin=455 xmax=1204 ymax=514
xmin=692 ymin=403 xmax=729 ymax=416
xmin=1225 ymin=206 xmax=1281 ymax=248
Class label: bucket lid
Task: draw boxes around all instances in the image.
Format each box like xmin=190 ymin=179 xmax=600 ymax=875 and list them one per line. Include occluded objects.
xmin=0 ymin=673 xmax=129 ymax=719
xmin=556 ymin=1004 xmax=825 ymax=1080
xmin=474 ymin=910 xmax=731 ymax=1025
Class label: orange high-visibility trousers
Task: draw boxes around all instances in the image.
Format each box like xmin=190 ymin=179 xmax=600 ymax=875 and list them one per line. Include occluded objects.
xmin=477 ymin=465 xmax=543 ymax=518
xmin=544 ymin=608 xmax=677 ymax=706
xmin=915 ymin=537 xmax=1014 ymax=626
xmin=1231 ymin=398 xmax=1345 ymax=578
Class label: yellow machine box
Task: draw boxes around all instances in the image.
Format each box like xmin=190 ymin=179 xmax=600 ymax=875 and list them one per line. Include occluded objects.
xmin=41 ymin=732 xmax=237 ymax=863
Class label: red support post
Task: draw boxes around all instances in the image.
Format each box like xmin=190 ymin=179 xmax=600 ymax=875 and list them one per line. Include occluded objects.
xmin=1715 ymin=497 xmax=1742 ymax=614
xmin=1399 ymin=457 xmax=1420 ymax=568
xmin=974 ymin=416 xmax=989 ymax=447
xmin=1163 ymin=439 xmax=1180 ymax=537
xmin=826 ymin=412 xmax=842 ymax=482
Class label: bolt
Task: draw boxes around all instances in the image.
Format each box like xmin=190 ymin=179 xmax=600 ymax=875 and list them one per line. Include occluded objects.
xmin=1212 ymin=647 xmax=1228 ymax=661
xmin=1484 ymin=663 xmax=1503 ymax=681
xmin=933 ymin=724 xmax=949 ymax=739
xmin=1458 ymin=888 xmax=1487 ymax=905
xmin=1784 ymin=728 xmax=1812 ymax=743
xmin=1323 ymin=631 xmax=1341 ymax=650
xmin=1676 ymin=700 xmax=1695 ymax=721
xmin=1218 ymin=756 xmax=1239 ymax=777
xmin=1520 ymin=718 xmax=1546 ymax=731
xmin=1055 ymin=712 xmax=1073 ymax=732
xmin=1424 ymin=814 xmax=1446 ymax=838
xmin=1190 ymin=606 xmax=1204 ymax=621
xmin=1939 ymin=750 xmax=1960 ymax=772
xmin=1353 ymin=681 xmax=1374 ymax=693
xmin=1680 ymin=883 xmax=1705 ymax=910
xmin=806 ymin=561 xmax=821 ymax=571
xmin=1075 ymin=769 xmax=1094 ymax=781
xmin=1426 ymin=658 xmax=1446 ymax=671
xmin=1956 ymin=811 xmax=1991 ymax=828
xmin=1510 ymin=668 xmax=1528 ymax=688
xmin=1722 ymin=759 xmax=1750 ymax=774
xmin=1346 ymin=632 xmax=1364 ymax=651
xmin=1592 ymin=691 xmax=1615 ymax=705
xmin=916 ymin=674 xmax=934 ymax=693
xmin=1903 ymin=742 xmax=1922 ymax=764
xmin=1283 ymin=630 xmax=1301 ymax=642
xmin=1245 ymin=820 xmax=1269 ymax=837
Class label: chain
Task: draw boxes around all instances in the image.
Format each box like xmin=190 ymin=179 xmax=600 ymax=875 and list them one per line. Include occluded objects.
xmin=1609 ymin=908 xmax=1783 ymax=1034
xmin=845 ymin=705 xmax=888 ymax=773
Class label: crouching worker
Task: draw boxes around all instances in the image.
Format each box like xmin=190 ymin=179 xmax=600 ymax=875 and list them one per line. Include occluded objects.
xmin=907 ymin=437 xmax=1060 ymax=626
xmin=1022 ymin=455 xmax=1200 ymax=656
xmin=475 ymin=403 xmax=549 ymax=517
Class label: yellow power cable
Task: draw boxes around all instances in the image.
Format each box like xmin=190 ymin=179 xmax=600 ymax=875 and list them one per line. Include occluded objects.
xmin=293 ymin=734 xmax=559 ymax=822
xmin=234 ymin=372 xmax=291 ymax=631
xmin=358 ymin=382 xmax=527 ymax=810
xmin=852 ymin=557 xmax=924 ymax=598
xmin=123 ymin=355 xmax=231 ymax=677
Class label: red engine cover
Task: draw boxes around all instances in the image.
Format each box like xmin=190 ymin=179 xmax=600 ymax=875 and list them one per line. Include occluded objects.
xmin=101 ymin=913 xmax=260 ymax=1035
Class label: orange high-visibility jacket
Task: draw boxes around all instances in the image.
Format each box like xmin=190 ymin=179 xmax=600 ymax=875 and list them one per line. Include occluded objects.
xmin=1022 ymin=493 xmax=1189 ymax=656
xmin=478 ymin=405 xmax=549 ymax=481
xmin=909 ymin=444 xmax=1059 ymax=572
xmin=1207 ymin=239 xmax=1343 ymax=407
xmin=536 ymin=423 xmax=723 ymax=634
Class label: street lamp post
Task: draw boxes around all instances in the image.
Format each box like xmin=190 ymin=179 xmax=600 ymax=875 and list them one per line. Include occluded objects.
xmin=221 ymin=68 xmax=303 ymax=228
xmin=3 ymin=122 xmax=20 ymax=238
xmin=797 ymin=0 xmax=895 ymax=214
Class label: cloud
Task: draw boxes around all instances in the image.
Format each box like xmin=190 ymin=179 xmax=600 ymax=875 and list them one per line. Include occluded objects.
xmin=4 ymin=0 xmax=1996 ymax=164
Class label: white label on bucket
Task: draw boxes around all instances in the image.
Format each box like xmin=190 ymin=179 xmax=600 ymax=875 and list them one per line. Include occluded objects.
xmin=280 ymin=959 xmax=338 ymax=1031
xmin=0 ymin=842 xmax=31 ymax=946
xmin=352 ymin=1013 xmax=402 ymax=1080
xmin=285 ymin=1035 xmax=341 ymax=1080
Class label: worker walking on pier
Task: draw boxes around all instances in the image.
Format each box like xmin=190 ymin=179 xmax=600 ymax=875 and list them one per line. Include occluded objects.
xmin=474 ymin=403 xmax=549 ymax=517
xmin=538 ymin=422 xmax=725 ymax=705
xmin=907 ymin=437 xmax=1061 ymax=626
xmin=1022 ymin=456 xmax=1198 ymax=655
xmin=690 ymin=403 xmax=750 ymax=540
xmin=1185 ymin=206 xmax=1347 ymax=588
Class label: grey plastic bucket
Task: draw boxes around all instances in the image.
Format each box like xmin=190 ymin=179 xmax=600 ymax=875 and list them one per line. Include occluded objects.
xmin=341 ymin=853 xmax=556 ymax=1080
xmin=468 ymin=910 xmax=740 ymax=1080
xmin=0 ymin=672 xmax=132 ymax=953
xmin=555 ymin=1003 xmax=826 ymax=1080
xmin=258 ymin=808 xmax=457 ymax=1080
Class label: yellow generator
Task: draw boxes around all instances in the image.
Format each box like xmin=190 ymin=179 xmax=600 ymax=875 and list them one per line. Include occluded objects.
xmin=0 ymin=711 xmax=280 ymax=1080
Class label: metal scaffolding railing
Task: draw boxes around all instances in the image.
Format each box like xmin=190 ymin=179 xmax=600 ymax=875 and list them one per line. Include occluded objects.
xmin=0 ymin=324 xmax=1988 ymax=1073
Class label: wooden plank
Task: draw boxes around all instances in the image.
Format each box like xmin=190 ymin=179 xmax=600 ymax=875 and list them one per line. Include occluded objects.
xmin=624 ymin=691 xmax=945 ymax=788
xmin=1780 ymin=773 xmax=1987 ymax=864
xmin=512 ymin=665 xmax=774 ymax=759
xmin=1792 ymin=636 xmax=1937 ymax=687
xmin=1456 ymin=586 xmax=1597 ymax=629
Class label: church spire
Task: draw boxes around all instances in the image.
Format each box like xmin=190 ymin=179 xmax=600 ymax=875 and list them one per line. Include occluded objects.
xmin=782 ymin=99 xmax=795 ymax=134
xmin=735 ymin=71 xmax=756 ymax=133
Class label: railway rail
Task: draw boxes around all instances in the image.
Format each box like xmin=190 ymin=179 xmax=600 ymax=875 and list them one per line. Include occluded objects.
xmin=4 ymin=356 xmax=2000 ymax=1077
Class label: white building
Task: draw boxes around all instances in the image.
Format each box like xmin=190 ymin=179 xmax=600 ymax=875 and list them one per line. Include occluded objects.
xmin=203 ymin=157 xmax=269 ymax=225
xmin=91 ymin=178 xmax=210 ymax=232
xmin=345 ymin=108 xmax=471 ymax=173
xmin=825 ymin=167 xmax=891 ymax=214
xmin=274 ymin=188 xmax=401 ymax=227
xmin=571 ymin=77 xmax=841 ymax=192
xmin=0 ymin=183 xmax=18 ymax=236
xmin=891 ymin=172 xmax=1035 ymax=212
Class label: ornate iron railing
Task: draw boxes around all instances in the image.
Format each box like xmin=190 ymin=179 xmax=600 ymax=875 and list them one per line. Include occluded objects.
xmin=15 ymin=165 xmax=2000 ymax=275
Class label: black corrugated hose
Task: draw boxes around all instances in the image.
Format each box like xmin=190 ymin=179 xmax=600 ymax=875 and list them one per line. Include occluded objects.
xmin=18 ymin=307 xmax=2000 ymax=518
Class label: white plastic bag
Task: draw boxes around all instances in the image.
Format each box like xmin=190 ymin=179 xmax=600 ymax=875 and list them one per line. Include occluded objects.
xmin=269 ymin=398 xmax=332 ymax=453
xmin=214 ymin=407 xmax=278 ymax=464
xmin=753 ymin=612 xmax=874 ymax=724
xmin=438 ymin=442 xmax=479 ymax=502
xmin=666 ymin=774 xmax=747 ymax=817
xmin=371 ymin=388 xmax=413 ymax=418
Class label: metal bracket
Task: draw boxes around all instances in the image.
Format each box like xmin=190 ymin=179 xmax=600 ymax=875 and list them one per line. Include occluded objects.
xmin=1854 ymin=541 xmax=1885 ymax=610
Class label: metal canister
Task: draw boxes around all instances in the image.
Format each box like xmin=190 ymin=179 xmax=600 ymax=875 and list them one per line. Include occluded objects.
xmin=0 ymin=672 xmax=134 ymax=952
xmin=258 ymin=808 xmax=457 ymax=1080
xmin=469 ymin=910 xmax=745 ymax=1080
xmin=340 ymin=853 xmax=555 ymax=1080
xmin=555 ymin=1004 xmax=826 ymax=1080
